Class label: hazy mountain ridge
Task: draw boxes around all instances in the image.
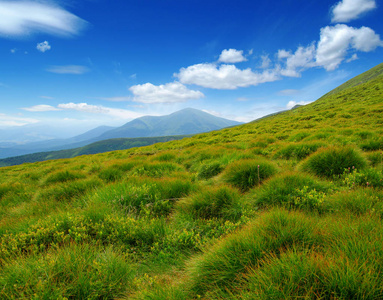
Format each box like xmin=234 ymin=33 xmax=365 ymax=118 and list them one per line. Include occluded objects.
xmin=0 ymin=108 xmax=241 ymax=159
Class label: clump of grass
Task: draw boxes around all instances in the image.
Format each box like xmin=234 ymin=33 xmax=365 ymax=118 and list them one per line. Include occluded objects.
xmin=197 ymin=161 xmax=224 ymax=180
xmin=38 ymin=178 xmax=102 ymax=202
xmin=253 ymin=172 xmax=332 ymax=211
xmin=187 ymin=209 xmax=321 ymax=296
xmin=132 ymin=162 xmax=183 ymax=178
xmin=98 ymin=167 xmax=124 ymax=182
xmin=300 ymin=147 xmax=367 ymax=178
xmin=341 ymin=167 xmax=383 ymax=189
xmin=273 ymin=142 xmax=324 ymax=160
xmin=44 ymin=170 xmax=85 ymax=185
xmin=325 ymin=188 xmax=383 ymax=216
xmin=177 ymin=185 xmax=242 ymax=221
xmin=0 ymin=243 xmax=133 ymax=299
xmin=224 ymin=159 xmax=278 ymax=191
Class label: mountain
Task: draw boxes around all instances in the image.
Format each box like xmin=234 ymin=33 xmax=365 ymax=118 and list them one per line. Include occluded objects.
xmin=0 ymin=108 xmax=241 ymax=159
xmin=95 ymin=108 xmax=242 ymax=140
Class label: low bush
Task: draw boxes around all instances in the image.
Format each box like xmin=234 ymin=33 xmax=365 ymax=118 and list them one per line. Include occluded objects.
xmin=177 ymin=186 xmax=242 ymax=221
xmin=224 ymin=159 xmax=278 ymax=192
xmin=300 ymin=147 xmax=367 ymax=178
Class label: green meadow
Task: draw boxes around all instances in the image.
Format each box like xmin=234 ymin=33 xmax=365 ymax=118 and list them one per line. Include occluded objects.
xmin=0 ymin=63 xmax=383 ymax=299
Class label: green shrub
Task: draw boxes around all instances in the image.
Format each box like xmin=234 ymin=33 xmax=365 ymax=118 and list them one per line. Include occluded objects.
xmin=254 ymin=173 xmax=331 ymax=211
xmin=224 ymin=159 xmax=278 ymax=191
xmin=197 ymin=161 xmax=224 ymax=180
xmin=300 ymin=147 xmax=367 ymax=178
xmin=177 ymin=186 xmax=242 ymax=221
xmin=0 ymin=243 xmax=133 ymax=299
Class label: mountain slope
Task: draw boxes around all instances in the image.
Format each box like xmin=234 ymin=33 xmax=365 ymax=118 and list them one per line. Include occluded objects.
xmin=0 ymin=63 xmax=382 ymax=299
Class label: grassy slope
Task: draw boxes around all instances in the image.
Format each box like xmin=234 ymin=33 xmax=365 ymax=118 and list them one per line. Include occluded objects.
xmin=0 ymin=63 xmax=382 ymax=299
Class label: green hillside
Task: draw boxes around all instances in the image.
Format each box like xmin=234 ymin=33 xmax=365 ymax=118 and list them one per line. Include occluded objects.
xmin=0 ymin=63 xmax=382 ymax=299
xmin=0 ymin=135 xmax=192 ymax=167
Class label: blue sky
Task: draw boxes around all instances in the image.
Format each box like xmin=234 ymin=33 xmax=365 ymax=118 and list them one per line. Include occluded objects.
xmin=0 ymin=0 xmax=382 ymax=137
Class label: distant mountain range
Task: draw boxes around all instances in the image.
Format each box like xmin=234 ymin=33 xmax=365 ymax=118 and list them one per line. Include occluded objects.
xmin=0 ymin=108 xmax=242 ymax=159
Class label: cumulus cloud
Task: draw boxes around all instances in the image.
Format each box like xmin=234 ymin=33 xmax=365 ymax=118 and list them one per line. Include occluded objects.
xmin=22 ymin=104 xmax=59 ymax=112
xmin=58 ymin=103 xmax=143 ymax=120
xmin=129 ymin=81 xmax=204 ymax=103
xmin=218 ymin=49 xmax=247 ymax=63
xmin=278 ymin=44 xmax=316 ymax=77
xmin=47 ymin=65 xmax=90 ymax=74
xmin=176 ymin=63 xmax=280 ymax=89
xmin=316 ymin=24 xmax=383 ymax=71
xmin=0 ymin=0 xmax=87 ymax=38
xmin=331 ymin=0 xmax=376 ymax=23
xmin=346 ymin=53 xmax=359 ymax=62
xmin=36 ymin=41 xmax=51 ymax=52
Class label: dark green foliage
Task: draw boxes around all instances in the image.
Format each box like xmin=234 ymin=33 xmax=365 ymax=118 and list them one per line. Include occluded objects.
xmin=177 ymin=186 xmax=242 ymax=221
xmin=224 ymin=159 xmax=278 ymax=191
xmin=301 ymin=147 xmax=367 ymax=177
xmin=197 ymin=161 xmax=224 ymax=179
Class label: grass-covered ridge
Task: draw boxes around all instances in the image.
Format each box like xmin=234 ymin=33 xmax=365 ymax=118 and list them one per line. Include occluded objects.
xmin=0 ymin=63 xmax=382 ymax=299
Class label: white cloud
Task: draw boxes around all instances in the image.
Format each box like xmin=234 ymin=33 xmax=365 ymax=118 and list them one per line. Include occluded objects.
xmin=36 ymin=41 xmax=51 ymax=52
xmin=0 ymin=0 xmax=87 ymax=38
xmin=331 ymin=0 xmax=376 ymax=23
xmin=0 ymin=113 xmax=39 ymax=127
xmin=22 ymin=104 xmax=59 ymax=112
xmin=129 ymin=81 xmax=204 ymax=103
xmin=57 ymin=102 xmax=143 ymax=120
xmin=286 ymin=100 xmax=311 ymax=109
xmin=259 ymin=55 xmax=271 ymax=69
xmin=47 ymin=65 xmax=90 ymax=74
xmin=316 ymin=24 xmax=383 ymax=71
xmin=10 ymin=48 xmax=16 ymax=53
xmin=346 ymin=53 xmax=359 ymax=62
xmin=218 ymin=49 xmax=247 ymax=63
xmin=278 ymin=44 xmax=316 ymax=77
xmin=277 ymin=49 xmax=291 ymax=60
xmin=176 ymin=63 xmax=280 ymax=89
